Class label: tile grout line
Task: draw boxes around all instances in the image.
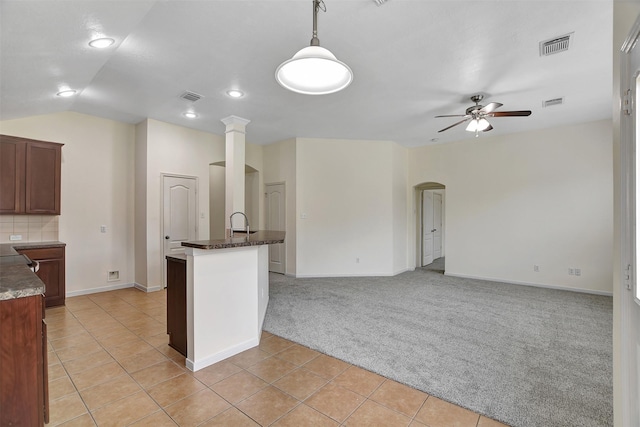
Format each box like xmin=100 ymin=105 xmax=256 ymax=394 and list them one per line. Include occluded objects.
xmin=49 ymin=289 xmax=501 ymax=427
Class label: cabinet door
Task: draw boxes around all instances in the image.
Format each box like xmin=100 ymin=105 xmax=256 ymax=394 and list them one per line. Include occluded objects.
xmin=36 ymin=258 xmax=64 ymax=307
xmin=0 ymin=296 xmax=45 ymax=427
xmin=42 ymin=299 xmax=49 ymax=424
xmin=166 ymin=257 xmax=187 ymax=356
xmin=19 ymin=247 xmax=66 ymax=307
xmin=25 ymin=141 xmax=61 ymax=214
xmin=0 ymin=136 xmax=26 ymax=213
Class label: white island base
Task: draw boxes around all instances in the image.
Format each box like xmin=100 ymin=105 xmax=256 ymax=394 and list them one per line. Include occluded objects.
xmin=184 ymin=244 xmax=269 ymax=372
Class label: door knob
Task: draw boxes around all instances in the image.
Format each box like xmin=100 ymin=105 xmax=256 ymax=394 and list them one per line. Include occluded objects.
xmin=165 ymin=235 xmax=170 ymax=240
xmin=431 ymin=229 xmax=436 ymax=232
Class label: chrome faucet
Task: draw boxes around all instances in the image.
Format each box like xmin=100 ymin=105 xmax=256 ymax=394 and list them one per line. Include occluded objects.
xmin=229 ymin=212 xmax=250 ymax=237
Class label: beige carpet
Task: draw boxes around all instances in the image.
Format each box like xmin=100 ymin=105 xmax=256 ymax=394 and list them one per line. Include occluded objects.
xmin=263 ymin=269 xmax=612 ymax=427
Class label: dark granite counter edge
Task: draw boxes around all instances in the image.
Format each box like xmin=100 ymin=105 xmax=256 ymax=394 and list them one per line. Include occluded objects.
xmin=0 ymin=241 xmax=65 ymax=300
xmin=0 ymin=240 xmax=66 ymax=257
xmin=182 ymin=231 xmax=285 ymax=250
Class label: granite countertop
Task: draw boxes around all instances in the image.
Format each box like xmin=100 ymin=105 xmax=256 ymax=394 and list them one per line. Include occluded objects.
xmin=0 ymin=241 xmax=66 ymax=301
xmin=182 ymin=230 xmax=285 ymax=250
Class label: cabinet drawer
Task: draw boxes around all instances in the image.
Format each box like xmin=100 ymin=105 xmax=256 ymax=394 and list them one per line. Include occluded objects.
xmin=18 ymin=247 xmax=64 ymax=260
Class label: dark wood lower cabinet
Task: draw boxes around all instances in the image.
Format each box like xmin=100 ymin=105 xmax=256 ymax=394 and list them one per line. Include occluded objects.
xmin=166 ymin=255 xmax=187 ymax=357
xmin=18 ymin=246 xmax=66 ymax=307
xmin=0 ymin=294 xmax=47 ymax=426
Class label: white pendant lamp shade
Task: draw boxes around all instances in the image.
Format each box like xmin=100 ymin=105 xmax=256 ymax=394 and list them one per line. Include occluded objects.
xmin=276 ymin=0 xmax=353 ymax=95
xmin=276 ymin=45 xmax=353 ymax=95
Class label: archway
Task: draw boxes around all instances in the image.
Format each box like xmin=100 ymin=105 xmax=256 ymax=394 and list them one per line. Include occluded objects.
xmin=414 ymin=182 xmax=446 ymax=272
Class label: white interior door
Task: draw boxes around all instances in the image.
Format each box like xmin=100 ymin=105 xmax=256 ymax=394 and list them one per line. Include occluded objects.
xmin=621 ymin=17 xmax=640 ymax=426
xmin=422 ymin=191 xmax=434 ymax=266
xmin=433 ymin=193 xmax=443 ymax=259
xmin=163 ymin=175 xmax=197 ymax=285
xmin=265 ymin=183 xmax=286 ymax=274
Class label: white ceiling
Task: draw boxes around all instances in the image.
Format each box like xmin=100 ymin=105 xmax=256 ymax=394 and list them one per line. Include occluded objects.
xmin=0 ymin=0 xmax=612 ymax=147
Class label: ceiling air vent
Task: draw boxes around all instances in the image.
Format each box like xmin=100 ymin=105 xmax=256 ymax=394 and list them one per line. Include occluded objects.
xmin=180 ymin=91 xmax=203 ymax=102
xmin=543 ymin=97 xmax=564 ymax=108
xmin=372 ymin=0 xmax=388 ymax=5
xmin=539 ymin=33 xmax=573 ymax=56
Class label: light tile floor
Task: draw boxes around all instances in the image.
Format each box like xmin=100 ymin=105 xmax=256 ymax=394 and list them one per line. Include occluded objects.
xmin=45 ymin=288 xmax=508 ymax=426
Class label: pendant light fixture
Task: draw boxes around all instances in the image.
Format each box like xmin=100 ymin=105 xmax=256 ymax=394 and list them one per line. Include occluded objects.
xmin=275 ymin=0 xmax=353 ymax=95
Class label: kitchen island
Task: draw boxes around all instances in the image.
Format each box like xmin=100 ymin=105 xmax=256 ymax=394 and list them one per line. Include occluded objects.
xmin=178 ymin=230 xmax=285 ymax=372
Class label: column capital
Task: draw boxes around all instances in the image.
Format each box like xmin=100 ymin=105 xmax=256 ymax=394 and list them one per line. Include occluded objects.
xmin=221 ymin=115 xmax=251 ymax=132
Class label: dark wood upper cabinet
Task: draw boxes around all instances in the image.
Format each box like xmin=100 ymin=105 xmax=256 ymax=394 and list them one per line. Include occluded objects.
xmin=0 ymin=135 xmax=63 ymax=215
xmin=0 ymin=137 xmax=25 ymax=213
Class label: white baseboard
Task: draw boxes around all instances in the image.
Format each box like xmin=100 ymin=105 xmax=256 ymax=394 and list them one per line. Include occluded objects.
xmin=66 ymin=282 xmax=134 ymax=297
xmin=444 ymin=272 xmax=613 ymax=296
xmin=134 ymin=282 xmax=163 ymax=293
xmin=393 ymin=267 xmax=413 ymax=276
xmin=186 ymin=338 xmax=259 ymax=372
xmin=66 ymin=282 xmax=165 ymax=298
xmin=295 ymin=270 xmax=409 ymax=278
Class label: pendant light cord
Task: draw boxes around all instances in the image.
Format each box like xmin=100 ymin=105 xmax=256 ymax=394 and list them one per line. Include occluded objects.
xmin=310 ymin=0 xmax=326 ymax=47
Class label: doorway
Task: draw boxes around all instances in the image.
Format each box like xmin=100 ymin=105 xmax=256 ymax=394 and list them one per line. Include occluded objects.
xmin=162 ymin=174 xmax=197 ymax=287
xmin=415 ymin=182 xmax=446 ymax=271
xmin=265 ymin=182 xmax=286 ymax=274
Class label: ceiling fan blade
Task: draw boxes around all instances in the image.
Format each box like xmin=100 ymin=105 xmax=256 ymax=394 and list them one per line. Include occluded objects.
xmin=435 ymin=114 xmax=468 ymax=118
xmin=491 ymin=110 xmax=532 ymax=117
xmin=480 ymin=102 xmax=503 ymax=114
xmin=482 ymin=124 xmax=494 ymax=132
xmin=438 ymin=118 xmax=469 ymax=133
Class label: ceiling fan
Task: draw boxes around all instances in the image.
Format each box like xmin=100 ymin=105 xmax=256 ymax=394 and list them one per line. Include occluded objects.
xmin=435 ymin=94 xmax=532 ymax=137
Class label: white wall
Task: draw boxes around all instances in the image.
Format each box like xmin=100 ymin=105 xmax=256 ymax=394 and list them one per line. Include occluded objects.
xmin=245 ymin=142 xmax=264 ymax=230
xmin=295 ymin=138 xmax=407 ymax=277
xmin=410 ymin=120 xmax=613 ymax=294
xmin=392 ymin=143 xmax=409 ymax=274
xmin=263 ymin=138 xmax=297 ymax=275
xmin=209 ymin=164 xmax=226 ymax=239
xmin=136 ymin=119 xmax=224 ymax=290
xmin=134 ymin=121 xmax=148 ymax=285
xmin=0 ymin=112 xmax=135 ymax=295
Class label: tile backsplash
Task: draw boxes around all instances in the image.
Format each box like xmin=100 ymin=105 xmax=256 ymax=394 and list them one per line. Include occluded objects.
xmin=0 ymin=215 xmax=59 ymax=243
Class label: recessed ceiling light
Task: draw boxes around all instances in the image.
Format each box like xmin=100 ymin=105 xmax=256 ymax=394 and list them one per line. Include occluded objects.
xmin=89 ymin=37 xmax=115 ymax=48
xmin=56 ymin=89 xmax=77 ymax=97
xmin=183 ymin=112 xmax=198 ymax=119
xmin=226 ymin=90 xmax=244 ymax=98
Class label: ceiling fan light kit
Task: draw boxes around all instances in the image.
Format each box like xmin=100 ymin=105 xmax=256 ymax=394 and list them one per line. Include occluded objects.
xmin=276 ymin=0 xmax=353 ymax=95
xmin=465 ymin=118 xmax=490 ymax=132
xmin=435 ymin=94 xmax=532 ymax=137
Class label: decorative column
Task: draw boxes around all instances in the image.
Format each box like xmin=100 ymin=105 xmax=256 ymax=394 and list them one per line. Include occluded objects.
xmin=221 ymin=115 xmax=251 ymax=234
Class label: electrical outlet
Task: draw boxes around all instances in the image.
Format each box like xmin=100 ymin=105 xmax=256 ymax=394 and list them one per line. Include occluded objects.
xmin=533 ymin=265 xmax=539 ymax=272
xmin=9 ymin=234 xmax=22 ymax=241
xmin=575 ymin=268 xmax=581 ymax=276
xmin=100 ymin=225 xmax=107 ymax=233
xmin=568 ymin=268 xmax=574 ymax=275
xmin=107 ymin=271 xmax=119 ymax=281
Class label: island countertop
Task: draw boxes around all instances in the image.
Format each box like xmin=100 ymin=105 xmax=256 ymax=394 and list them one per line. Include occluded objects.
xmin=181 ymin=230 xmax=285 ymax=250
